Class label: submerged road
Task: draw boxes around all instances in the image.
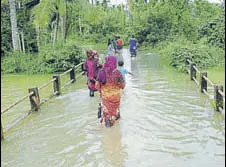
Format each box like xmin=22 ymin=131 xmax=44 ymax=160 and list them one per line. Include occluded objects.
xmin=1 ymin=49 xmax=225 ymax=167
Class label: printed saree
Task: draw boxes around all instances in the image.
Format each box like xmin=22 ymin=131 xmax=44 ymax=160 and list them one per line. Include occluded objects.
xmin=96 ymin=55 xmax=125 ymax=127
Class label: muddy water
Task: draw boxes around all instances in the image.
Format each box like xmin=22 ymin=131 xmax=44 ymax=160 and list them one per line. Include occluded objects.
xmin=1 ymin=49 xmax=225 ymax=167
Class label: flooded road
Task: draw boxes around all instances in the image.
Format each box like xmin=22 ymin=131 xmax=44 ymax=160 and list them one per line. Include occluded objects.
xmin=1 ymin=49 xmax=225 ymax=167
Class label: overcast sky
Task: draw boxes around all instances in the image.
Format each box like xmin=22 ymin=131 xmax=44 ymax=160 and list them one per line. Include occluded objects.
xmin=109 ymin=0 xmax=223 ymax=5
xmin=207 ymin=0 xmax=223 ymax=3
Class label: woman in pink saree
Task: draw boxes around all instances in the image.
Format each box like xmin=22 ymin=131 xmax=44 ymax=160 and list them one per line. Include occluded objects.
xmin=96 ymin=55 xmax=125 ymax=127
xmin=83 ymin=50 xmax=98 ymax=96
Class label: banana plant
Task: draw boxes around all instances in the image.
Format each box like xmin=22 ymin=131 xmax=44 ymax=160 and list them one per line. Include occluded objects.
xmin=31 ymin=0 xmax=67 ymax=45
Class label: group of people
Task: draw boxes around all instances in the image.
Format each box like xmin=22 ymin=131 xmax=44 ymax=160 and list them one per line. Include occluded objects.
xmin=107 ymin=36 xmax=124 ymax=55
xmin=107 ymin=35 xmax=138 ymax=57
xmin=82 ymin=48 xmax=134 ymax=128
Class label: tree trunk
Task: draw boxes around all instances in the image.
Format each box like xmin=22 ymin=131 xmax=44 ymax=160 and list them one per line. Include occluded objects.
xmin=18 ymin=33 xmax=22 ymax=51
xmin=8 ymin=0 xmax=20 ymax=51
xmin=36 ymin=26 xmax=40 ymax=49
xmin=50 ymin=22 xmax=54 ymax=42
xmin=60 ymin=3 xmax=67 ymax=40
xmin=21 ymin=31 xmax=25 ymax=52
xmin=61 ymin=15 xmax=67 ymax=40
xmin=53 ymin=13 xmax=59 ymax=42
xmin=79 ymin=17 xmax=82 ymax=33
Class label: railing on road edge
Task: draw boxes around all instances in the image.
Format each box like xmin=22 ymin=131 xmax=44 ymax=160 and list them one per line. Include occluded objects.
xmin=185 ymin=57 xmax=225 ymax=114
xmin=1 ymin=62 xmax=84 ymax=140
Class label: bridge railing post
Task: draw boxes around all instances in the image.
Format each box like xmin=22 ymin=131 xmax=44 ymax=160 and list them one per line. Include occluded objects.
xmin=53 ymin=75 xmax=60 ymax=95
xmin=28 ymin=87 xmax=40 ymax=111
xmin=185 ymin=57 xmax=191 ymax=66
xmin=190 ymin=63 xmax=196 ymax=81
xmin=70 ymin=67 xmax=75 ymax=83
xmin=200 ymin=72 xmax=207 ymax=93
xmin=214 ymin=84 xmax=223 ymax=111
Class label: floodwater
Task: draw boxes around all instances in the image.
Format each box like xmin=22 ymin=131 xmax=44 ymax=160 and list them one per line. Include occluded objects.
xmin=1 ymin=49 xmax=225 ymax=167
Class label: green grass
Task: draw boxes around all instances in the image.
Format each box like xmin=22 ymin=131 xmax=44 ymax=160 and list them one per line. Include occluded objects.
xmin=206 ymin=67 xmax=225 ymax=86
xmin=159 ymin=54 xmax=225 ymax=89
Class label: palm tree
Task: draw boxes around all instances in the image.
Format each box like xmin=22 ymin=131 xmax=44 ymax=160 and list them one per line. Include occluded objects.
xmin=8 ymin=0 xmax=20 ymax=51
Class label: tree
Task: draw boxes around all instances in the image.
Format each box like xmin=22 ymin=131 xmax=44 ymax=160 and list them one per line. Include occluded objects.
xmin=8 ymin=0 xmax=20 ymax=51
xmin=31 ymin=0 xmax=67 ymax=43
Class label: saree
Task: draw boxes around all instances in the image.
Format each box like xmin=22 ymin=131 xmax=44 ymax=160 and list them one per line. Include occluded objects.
xmin=129 ymin=38 xmax=137 ymax=52
xmin=83 ymin=50 xmax=99 ymax=93
xmin=96 ymin=55 xmax=125 ymax=127
xmin=84 ymin=59 xmax=98 ymax=91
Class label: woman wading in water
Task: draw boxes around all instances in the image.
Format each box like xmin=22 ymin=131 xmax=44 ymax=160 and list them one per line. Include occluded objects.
xmin=83 ymin=50 xmax=99 ymax=97
xmin=96 ymin=55 xmax=125 ymax=127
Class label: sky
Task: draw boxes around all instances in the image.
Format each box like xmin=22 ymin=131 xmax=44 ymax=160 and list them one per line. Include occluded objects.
xmin=207 ymin=0 xmax=223 ymax=3
xmin=109 ymin=0 xmax=127 ymax=5
xmin=109 ymin=0 xmax=223 ymax=5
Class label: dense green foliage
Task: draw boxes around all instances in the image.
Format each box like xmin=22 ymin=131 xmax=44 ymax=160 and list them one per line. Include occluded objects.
xmin=154 ymin=37 xmax=224 ymax=72
xmin=1 ymin=40 xmax=85 ymax=74
xmin=1 ymin=0 xmax=225 ymax=74
xmin=1 ymin=4 xmax=12 ymax=55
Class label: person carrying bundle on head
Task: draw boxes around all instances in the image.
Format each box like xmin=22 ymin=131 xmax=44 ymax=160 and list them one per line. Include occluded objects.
xmin=115 ymin=36 xmax=123 ymax=51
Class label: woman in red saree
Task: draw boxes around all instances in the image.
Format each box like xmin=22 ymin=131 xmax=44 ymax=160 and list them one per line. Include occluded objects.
xmin=96 ymin=55 xmax=125 ymax=127
xmin=93 ymin=50 xmax=103 ymax=72
xmin=83 ymin=50 xmax=98 ymax=96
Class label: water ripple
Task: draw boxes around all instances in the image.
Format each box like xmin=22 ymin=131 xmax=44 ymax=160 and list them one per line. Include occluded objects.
xmin=1 ymin=50 xmax=225 ymax=167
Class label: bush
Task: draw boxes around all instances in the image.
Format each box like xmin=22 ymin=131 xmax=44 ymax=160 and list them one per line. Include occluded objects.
xmin=155 ymin=37 xmax=225 ymax=72
xmin=1 ymin=41 xmax=85 ymax=74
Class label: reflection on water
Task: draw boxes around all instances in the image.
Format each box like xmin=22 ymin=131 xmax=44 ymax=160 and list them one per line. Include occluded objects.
xmin=102 ymin=124 xmax=127 ymax=167
xmin=1 ymin=49 xmax=225 ymax=167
